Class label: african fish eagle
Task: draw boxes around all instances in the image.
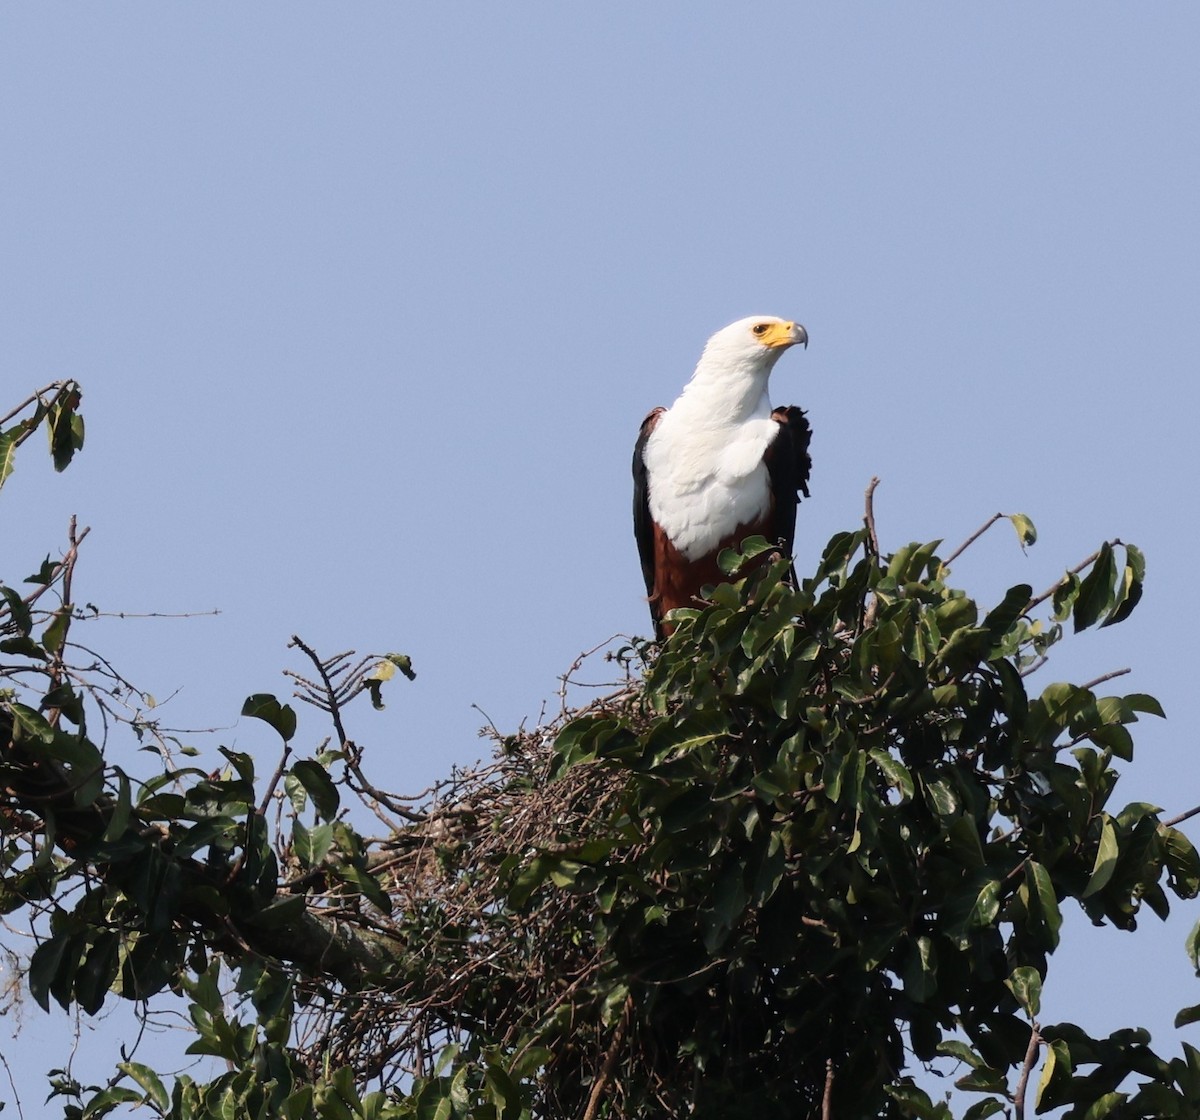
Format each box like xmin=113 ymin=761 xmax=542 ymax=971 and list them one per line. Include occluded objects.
xmin=633 ymin=316 xmax=812 ymax=637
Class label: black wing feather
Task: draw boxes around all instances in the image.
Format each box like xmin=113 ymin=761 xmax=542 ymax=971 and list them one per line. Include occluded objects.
xmin=632 ymin=408 xmax=665 ymax=606
xmin=765 ymin=405 xmax=813 ymax=564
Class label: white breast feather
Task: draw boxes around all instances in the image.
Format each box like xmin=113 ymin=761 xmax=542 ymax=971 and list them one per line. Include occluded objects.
xmin=644 ymin=407 xmax=776 ymax=561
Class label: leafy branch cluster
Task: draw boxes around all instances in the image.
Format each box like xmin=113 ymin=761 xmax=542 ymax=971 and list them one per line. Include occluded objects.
xmin=1 ymin=384 xmax=1199 ymax=1120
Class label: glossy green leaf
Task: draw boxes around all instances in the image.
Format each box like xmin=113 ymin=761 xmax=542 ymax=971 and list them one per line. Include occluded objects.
xmin=1006 ymin=965 xmax=1042 ymax=1017
xmin=241 ymin=693 xmax=297 ymax=742
xmin=291 ymin=760 xmax=340 ymax=821
xmin=1082 ymin=815 xmax=1119 ymax=897
xmin=1073 ymin=543 xmax=1117 ymax=632
xmin=963 ymin=1099 xmax=1005 ymax=1120
xmin=1175 ymin=1003 xmax=1200 ymax=1028
xmin=1102 ymin=543 xmax=1145 ymax=628
xmin=0 ymin=584 xmax=32 ymax=634
xmin=42 ymin=604 xmax=71 ymax=654
xmin=1026 ymin=860 xmax=1063 ymax=947
xmin=117 ymin=1061 xmax=170 ymax=1112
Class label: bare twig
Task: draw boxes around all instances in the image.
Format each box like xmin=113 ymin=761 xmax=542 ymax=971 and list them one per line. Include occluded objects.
xmin=821 ymin=1056 xmax=835 ymax=1120
xmin=1013 ymin=1021 xmax=1041 ymax=1120
xmin=943 ymin=512 xmax=1007 ymax=567
xmin=558 ymin=633 xmax=625 ymax=711
xmin=1163 ymin=804 xmax=1200 ymax=829
xmin=581 ymin=993 xmax=633 ymax=1120
xmin=861 ymin=478 xmax=883 ymax=630
xmin=45 ymin=516 xmax=85 ymax=710
xmin=79 ymin=608 xmax=221 ymax=620
xmin=863 ymin=477 xmax=881 ymax=558
xmin=0 ymin=380 xmax=77 ymax=429
xmin=1078 ymin=668 xmax=1131 ymax=691
xmin=0 ymin=1048 xmax=25 ymax=1120
xmin=258 ymin=745 xmax=293 ymax=815
xmin=1026 ymin=541 xmax=1125 ymax=614
xmin=288 ymin=634 xmax=425 ymax=826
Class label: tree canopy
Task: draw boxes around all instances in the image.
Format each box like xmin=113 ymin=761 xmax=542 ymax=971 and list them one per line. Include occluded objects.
xmin=2 ymin=383 xmax=1200 ymax=1119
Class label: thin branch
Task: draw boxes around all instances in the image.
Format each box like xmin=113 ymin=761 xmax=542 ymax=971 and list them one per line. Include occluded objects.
xmin=943 ymin=512 xmax=1007 ymax=567
xmin=0 ymin=380 xmax=77 ymax=428
xmin=18 ymin=526 xmax=92 ymax=619
xmin=46 ymin=516 xmax=85 ymax=707
xmin=558 ymin=633 xmax=625 ymax=711
xmin=821 ymin=1056 xmax=835 ymax=1120
xmin=258 ymin=745 xmax=293 ymax=815
xmin=1078 ymin=668 xmax=1131 ymax=691
xmin=1025 ymin=541 xmax=1124 ymax=613
xmin=1162 ymin=804 xmax=1200 ymax=829
xmin=862 ymin=478 xmax=882 ymax=630
xmin=79 ymin=608 xmax=222 ymax=620
xmin=289 ymin=635 xmax=352 ymax=747
xmin=0 ymin=1048 xmax=26 ymax=1120
xmin=863 ymin=477 xmax=881 ymax=558
xmin=1013 ymin=1021 xmax=1041 ymax=1120
xmin=581 ymin=993 xmax=633 ymax=1120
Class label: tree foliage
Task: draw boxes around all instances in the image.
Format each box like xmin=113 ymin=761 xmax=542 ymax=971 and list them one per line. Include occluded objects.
xmin=2 ymin=384 xmax=1200 ymax=1119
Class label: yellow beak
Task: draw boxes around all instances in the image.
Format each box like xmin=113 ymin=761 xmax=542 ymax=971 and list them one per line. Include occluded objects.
xmin=761 ymin=321 xmax=809 ymax=350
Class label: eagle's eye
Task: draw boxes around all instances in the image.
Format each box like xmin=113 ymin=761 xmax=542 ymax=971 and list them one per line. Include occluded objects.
xmin=752 ymin=323 xmax=770 ymax=337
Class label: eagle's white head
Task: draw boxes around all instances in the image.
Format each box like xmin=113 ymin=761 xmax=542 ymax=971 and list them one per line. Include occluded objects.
xmin=678 ymin=315 xmax=808 ymax=416
xmin=699 ymin=315 xmax=808 ymax=371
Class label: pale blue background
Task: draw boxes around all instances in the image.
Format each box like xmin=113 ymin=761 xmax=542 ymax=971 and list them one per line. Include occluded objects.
xmin=1 ymin=5 xmax=1197 ymax=1113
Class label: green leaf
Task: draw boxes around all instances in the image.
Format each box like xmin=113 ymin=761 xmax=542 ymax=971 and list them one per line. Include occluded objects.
xmin=981 ymin=583 xmax=1032 ymax=645
xmin=1026 ymin=861 xmax=1062 ymax=948
xmin=28 ymin=932 xmax=71 ymax=1012
xmin=0 ymin=635 xmax=45 ymax=660
xmin=963 ymin=1100 xmax=1005 ymax=1120
xmin=381 ymin=652 xmax=416 ymax=680
xmin=334 ymin=860 xmax=393 ymax=914
xmin=241 ymin=693 xmax=297 ymax=742
xmin=48 ymin=386 xmax=85 ymax=472
xmin=81 ymin=1086 xmax=143 ymax=1116
xmin=717 ymin=535 xmax=775 ymax=575
xmin=42 ymin=604 xmax=71 ymax=654
xmin=1082 ymin=815 xmax=1119 ymax=897
xmin=25 ymin=554 xmax=57 ymax=585
xmin=947 ymin=878 xmax=1002 ymax=946
xmin=1036 ymin=1038 xmax=1073 ymax=1111
xmin=1080 ymin=1091 xmax=1127 ymax=1118
xmin=291 ymin=760 xmax=340 ymax=821
xmin=922 ymin=776 xmax=959 ymax=819
xmin=1186 ymin=917 xmax=1200 ymax=975
xmin=1124 ymin=692 xmax=1166 ymax=719
xmin=8 ymin=701 xmax=56 ymax=743
xmin=117 ymin=1062 xmax=170 ymax=1113
xmin=0 ymin=429 xmax=17 ymax=490
xmin=1073 ymin=543 xmax=1117 ymax=632
xmin=0 ymin=584 xmax=33 ymax=634
xmin=1006 ymin=965 xmax=1042 ymax=1017
xmin=936 ymin=1039 xmax=982 ymax=1068
xmin=1008 ymin=513 xmax=1037 ymax=548
xmin=869 ymin=748 xmax=913 ymax=800
xmin=883 ymin=1081 xmax=942 ymax=1117
xmin=964 ymin=881 xmax=1001 ymax=927
xmin=1102 ymin=543 xmax=1145 ymax=627
xmin=101 ymin=771 xmax=133 ymax=843
xmin=293 ymin=820 xmax=334 ymax=868
xmin=1175 ymin=1004 xmax=1200 ymax=1028
xmin=363 ymin=654 xmax=416 ymax=710
xmin=75 ymin=932 xmax=121 ymax=1015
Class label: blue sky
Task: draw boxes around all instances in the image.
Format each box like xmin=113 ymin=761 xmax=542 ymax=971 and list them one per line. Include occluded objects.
xmin=1 ymin=5 xmax=1198 ymax=1112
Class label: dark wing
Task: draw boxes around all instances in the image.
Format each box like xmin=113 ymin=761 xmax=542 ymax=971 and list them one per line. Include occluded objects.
xmin=765 ymin=406 xmax=813 ymax=562
xmin=632 ymin=407 xmax=666 ymax=612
